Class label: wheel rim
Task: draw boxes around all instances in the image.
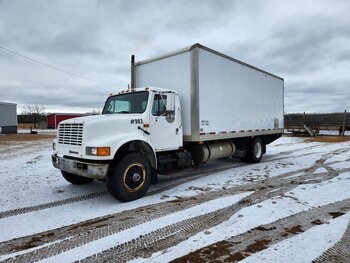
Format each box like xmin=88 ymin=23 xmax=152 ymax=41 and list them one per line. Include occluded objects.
xmin=123 ymin=162 xmax=146 ymax=192
xmin=254 ymin=141 xmax=262 ymax=158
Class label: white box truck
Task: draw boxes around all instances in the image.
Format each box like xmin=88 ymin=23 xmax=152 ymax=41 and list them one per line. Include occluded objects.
xmin=52 ymin=44 xmax=284 ymax=202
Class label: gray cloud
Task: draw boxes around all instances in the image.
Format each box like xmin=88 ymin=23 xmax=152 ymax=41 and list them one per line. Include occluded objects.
xmin=0 ymin=0 xmax=350 ymax=114
xmin=263 ymin=18 xmax=350 ymax=74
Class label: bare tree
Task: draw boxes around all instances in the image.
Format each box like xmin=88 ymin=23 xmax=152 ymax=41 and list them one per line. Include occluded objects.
xmin=87 ymin=109 xmax=101 ymax=115
xmin=22 ymin=105 xmax=46 ymax=128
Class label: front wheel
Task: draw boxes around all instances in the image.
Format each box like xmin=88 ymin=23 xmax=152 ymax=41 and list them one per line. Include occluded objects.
xmin=61 ymin=171 xmax=94 ymax=184
xmin=107 ymin=152 xmax=152 ymax=202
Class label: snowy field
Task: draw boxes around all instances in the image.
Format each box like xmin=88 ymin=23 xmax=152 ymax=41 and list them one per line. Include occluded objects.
xmin=0 ymin=133 xmax=349 ymax=262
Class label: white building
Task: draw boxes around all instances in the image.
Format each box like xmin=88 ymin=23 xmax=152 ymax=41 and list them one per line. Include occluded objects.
xmin=0 ymin=102 xmax=17 ymax=134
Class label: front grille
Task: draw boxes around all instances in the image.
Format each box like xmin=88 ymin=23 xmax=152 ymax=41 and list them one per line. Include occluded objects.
xmin=58 ymin=123 xmax=83 ymax=146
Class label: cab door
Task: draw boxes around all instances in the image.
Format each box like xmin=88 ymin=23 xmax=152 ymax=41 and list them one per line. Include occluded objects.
xmin=150 ymin=92 xmax=182 ymax=151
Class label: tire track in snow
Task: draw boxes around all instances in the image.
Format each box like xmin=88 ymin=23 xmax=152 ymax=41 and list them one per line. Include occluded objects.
xmin=78 ymin=176 xmax=350 ymax=263
xmin=1 ymin=149 xmax=347 ymax=262
xmin=0 ymin=161 xmax=244 ymax=220
xmin=0 ymin=191 xmax=110 ymax=219
xmin=0 ymin=161 xmax=316 ymax=257
xmin=313 ymin=220 xmax=350 ymax=263
xmin=171 ymin=199 xmax=350 ymax=263
xmin=0 ymin=140 xmax=329 ymax=219
xmin=73 ymin=149 xmax=350 ymax=262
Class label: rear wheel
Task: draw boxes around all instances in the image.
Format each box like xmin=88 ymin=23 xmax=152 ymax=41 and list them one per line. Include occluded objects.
xmin=107 ymin=152 xmax=152 ymax=202
xmin=242 ymin=137 xmax=264 ymax=163
xmin=61 ymin=171 xmax=94 ymax=184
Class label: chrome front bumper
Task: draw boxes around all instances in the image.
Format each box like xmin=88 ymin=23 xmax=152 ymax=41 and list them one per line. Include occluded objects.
xmin=52 ymin=154 xmax=109 ymax=180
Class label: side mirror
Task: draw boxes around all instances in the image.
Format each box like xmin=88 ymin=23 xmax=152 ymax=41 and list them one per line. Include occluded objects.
xmin=165 ymin=92 xmax=176 ymax=123
xmin=166 ymin=92 xmax=175 ymax=112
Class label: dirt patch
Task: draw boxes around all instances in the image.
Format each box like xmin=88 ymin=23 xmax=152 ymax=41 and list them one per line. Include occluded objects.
xmin=171 ymin=239 xmax=272 ymax=263
xmin=168 ymin=198 xmax=186 ymax=204
xmin=10 ymin=232 xmax=55 ymax=252
xmin=171 ymin=240 xmax=240 ymax=263
xmin=245 ymin=239 xmax=271 ymax=253
xmin=285 ymin=225 xmax=304 ymax=234
xmin=168 ymin=196 xmax=197 ymax=204
xmin=305 ymin=136 xmax=350 ymax=143
xmin=329 ymin=212 xmax=346 ymax=218
xmin=0 ymin=133 xmax=55 ymax=142
xmin=239 ymin=199 xmax=252 ymax=205
xmin=74 ymin=217 xmax=112 ymax=228
xmin=254 ymin=226 xmax=276 ymax=231
xmin=188 ymin=186 xmax=212 ymax=192
xmin=226 ymin=252 xmax=246 ymax=262
xmin=311 ymin=219 xmax=324 ymax=225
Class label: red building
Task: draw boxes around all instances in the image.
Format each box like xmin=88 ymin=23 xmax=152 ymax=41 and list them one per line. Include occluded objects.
xmin=47 ymin=113 xmax=87 ymax=129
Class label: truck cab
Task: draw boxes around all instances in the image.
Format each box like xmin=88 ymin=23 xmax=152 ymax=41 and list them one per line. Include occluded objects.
xmin=52 ymin=87 xmax=183 ymax=201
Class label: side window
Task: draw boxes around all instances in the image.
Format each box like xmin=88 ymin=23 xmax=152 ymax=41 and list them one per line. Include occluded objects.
xmin=152 ymin=94 xmax=167 ymax=116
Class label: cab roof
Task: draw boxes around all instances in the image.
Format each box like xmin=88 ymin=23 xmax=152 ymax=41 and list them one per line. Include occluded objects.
xmin=114 ymin=87 xmax=178 ymax=96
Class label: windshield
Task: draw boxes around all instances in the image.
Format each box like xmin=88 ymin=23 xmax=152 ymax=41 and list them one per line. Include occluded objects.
xmin=102 ymin=91 xmax=149 ymax=114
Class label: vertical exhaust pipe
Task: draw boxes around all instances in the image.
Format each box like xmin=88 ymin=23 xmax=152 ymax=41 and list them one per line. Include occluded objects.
xmin=131 ymin=55 xmax=136 ymax=91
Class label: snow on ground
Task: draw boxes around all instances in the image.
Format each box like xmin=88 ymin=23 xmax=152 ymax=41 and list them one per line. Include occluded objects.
xmin=284 ymin=130 xmax=350 ymax=136
xmin=319 ymin=130 xmax=350 ymax=136
xmin=0 ymin=134 xmax=350 ymax=262
xmin=140 ymin=198 xmax=308 ymax=263
xmin=241 ymin=212 xmax=350 ymax=263
xmin=37 ymin=192 xmax=252 ymax=263
xmin=284 ymin=172 xmax=350 ymax=207
xmin=17 ymin=129 xmax=57 ymax=134
xmin=0 ymin=137 xmax=103 ymax=212
xmin=137 ymin=172 xmax=350 ymax=263
xmin=1 ymin=136 xmax=346 ymax=212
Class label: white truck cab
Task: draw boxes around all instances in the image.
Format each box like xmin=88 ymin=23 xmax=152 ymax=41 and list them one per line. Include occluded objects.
xmin=52 ymin=44 xmax=284 ymax=202
xmin=53 ymin=87 xmax=184 ymax=201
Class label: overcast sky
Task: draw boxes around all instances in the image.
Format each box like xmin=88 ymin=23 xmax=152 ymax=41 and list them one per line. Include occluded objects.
xmin=0 ymin=0 xmax=349 ymax=114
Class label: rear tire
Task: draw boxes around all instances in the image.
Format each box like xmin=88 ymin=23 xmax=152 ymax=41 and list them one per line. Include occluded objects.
xmin=242 ymin=137 xmax=264 ymax=163
xmin=107 ymin=152 xmax=152 ymax=202
xmin=61 ymin=171 xmax=94 ymax=184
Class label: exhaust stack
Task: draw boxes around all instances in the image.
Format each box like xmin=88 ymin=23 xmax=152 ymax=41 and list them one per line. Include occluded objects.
xmin=131 ymin=55 xmax=136 ymax=91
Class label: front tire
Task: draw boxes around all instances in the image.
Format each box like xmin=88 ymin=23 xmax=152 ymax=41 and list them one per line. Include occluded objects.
xmin=107 ymin=152 xmax=152 ymax=202
xmin=61 ymin=171 xmax=94 ymax=184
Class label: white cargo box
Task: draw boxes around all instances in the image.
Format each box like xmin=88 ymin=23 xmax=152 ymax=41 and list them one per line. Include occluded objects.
xmin=135 ymin=44 xmax=284 ymax=142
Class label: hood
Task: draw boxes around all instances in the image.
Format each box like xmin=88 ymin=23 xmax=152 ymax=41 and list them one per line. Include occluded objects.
xmin=60 ymin=114 xmax=145 ymax=146
xmin=60 ymin=114 xmax=108 ymax=124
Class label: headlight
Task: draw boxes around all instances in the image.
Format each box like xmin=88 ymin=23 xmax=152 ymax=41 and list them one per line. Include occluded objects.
xmin=86 ymin=147 xmax=110 ymax=156
xmin=52 ymin=142 xmax=56 ymax=150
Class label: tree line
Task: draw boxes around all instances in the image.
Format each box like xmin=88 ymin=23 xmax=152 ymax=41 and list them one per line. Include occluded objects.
xmin=18 ymin=105 xmax=101 ymax=128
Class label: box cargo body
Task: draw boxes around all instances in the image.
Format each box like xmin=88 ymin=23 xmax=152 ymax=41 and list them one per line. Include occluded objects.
xmin=135 ymin=44 xmax=284 ymax=142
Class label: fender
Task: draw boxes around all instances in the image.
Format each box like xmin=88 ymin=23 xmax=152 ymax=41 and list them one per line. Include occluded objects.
xmin=86 ymin=133 xmax=157 ymax=169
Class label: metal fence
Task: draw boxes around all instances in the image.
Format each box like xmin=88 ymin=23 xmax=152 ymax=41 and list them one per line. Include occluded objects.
xmin=284 ymin=111 xmax=349 ymax=134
